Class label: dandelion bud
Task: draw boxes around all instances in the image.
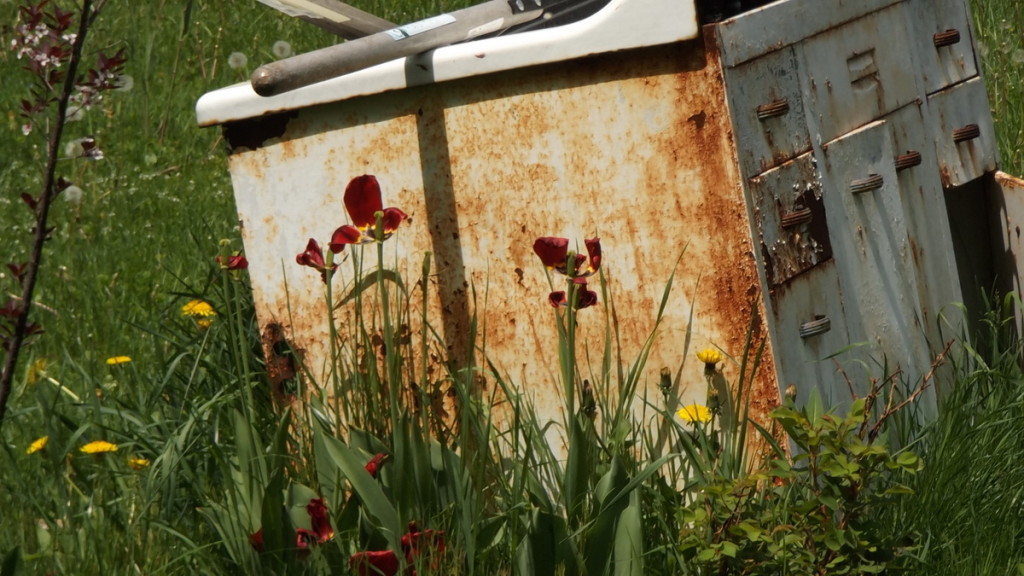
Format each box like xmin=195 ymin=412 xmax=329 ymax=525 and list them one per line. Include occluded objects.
xmin=706 ymin=386 xmax=720 ymax=412
xmin=658 ymin=367 xmax=672 ymax=392
xmin=784 ymin=384 xmax=798 ymax=402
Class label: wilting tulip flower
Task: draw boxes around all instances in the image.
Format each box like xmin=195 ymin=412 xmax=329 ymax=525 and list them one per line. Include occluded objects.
xmin=533 ymin=236 xmax=601 ymax=279
xmin=307 ymin=498 xmax=334 ymax=544
xmin=350 ymin=549 xmax=401 ymax=576
xmin=365 ymin=452 xmax=389 ymax=478
xmin=217 ymin=253 xmax=249 ymax=270
xmin=349 ymin=522 xmax=445 ymax=575
xmin=330 ymin=175 xmax=408 ymax=250
xmin=248 ymin=529 xmax=264 ymax=552
xmin=296 ymin=238 xmax=337 ymax=283
xmin=548 ymin=281 xmax=599 ymax=309
xmin=534 ymin=237 xmax=602 ymax=309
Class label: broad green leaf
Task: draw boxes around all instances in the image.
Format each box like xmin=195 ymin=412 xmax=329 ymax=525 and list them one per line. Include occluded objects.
xmin=696 ymin=548 xmax=717 ymax=562
xmin=612 ymin=491 xmax=644 ymax=576
xmin=314 ymin=431 xmax=400 ymax=546
xmin=720 ymin=541 xmax=739 ymax=558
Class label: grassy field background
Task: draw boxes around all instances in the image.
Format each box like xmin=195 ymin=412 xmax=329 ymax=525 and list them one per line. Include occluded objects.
xmin=0 ymin=0 xmax=1019 ymax=387
xmin=1 ymin=1 xmax=1023 ymax=574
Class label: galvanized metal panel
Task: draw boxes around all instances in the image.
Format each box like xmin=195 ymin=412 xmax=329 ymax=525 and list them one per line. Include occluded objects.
xmin=749 ymin=152 xmax=832 ymax=286
xmin=991 ymin=171 xmax=1024 ymax=339
xmin=799 ymin=4 xmax=920 ymax=147
xmin=926 ymin=77 xmax=998 ymax=188
xmin=764 ymin=259 xmax=863 ymax=407
xmin=904 ymin=0 xmax=978 ymax=95
xmin=713 ymin=0 xmax=901 ymax=68
xmin=883 ymin=103 xmax=964 ymax=343
xmin=820 ymin=119 xmax=932 ymax=382
xmin=724 ymin=46 xmax=811 ymax=178
xmin=223 ymin=41 xmax=781 ymax=433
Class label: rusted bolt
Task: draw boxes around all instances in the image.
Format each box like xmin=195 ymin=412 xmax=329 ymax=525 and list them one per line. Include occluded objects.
xmin=799 ymin=315 xmax=831 ymax=339
xmin=894 ymin=151 xmax=922 ymax=171
xmin=756 ymin=98 xmax=790 ymax=120
xmin=952 ymin=123 xmax=981 ymax=143
xmin=780 ymin=207 xmax=813 ymax=229
xmin=849 ymin=173 xmax=884 ymax=194
xmin=933 ymin=29 xmax=961 ymax=48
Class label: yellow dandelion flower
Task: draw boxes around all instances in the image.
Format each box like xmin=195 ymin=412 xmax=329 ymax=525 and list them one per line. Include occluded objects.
xmin=182 ymin=300 xmax=216 ymax=328
xmin=696 ymin=348 xmax=722 ymax=366
xmin=80 ymin=440 xmax=119 ymax=454
xmin=677 ymin=404 xmax=712 ymax=424
xmin=181 ymin=300 xmax=216 ymax=317
xmin=128 ymin=457 xmax=151 ymax=470
xmin=106 ymin=356 xmax=132 ymax=366
xmin=27 ymin=358 xmax=48 ymax=385
xmin=26 ymin=436 xmax=48 ymax=454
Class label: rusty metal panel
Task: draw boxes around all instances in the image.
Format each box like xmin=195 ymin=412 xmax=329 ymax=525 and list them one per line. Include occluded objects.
xmin=799 ymin=4 xmax=920 ymax=147
xmin=223 ymin=41 xmax=780 ymax=432
xmin=820 ymin=119 xmax=932 ymax=380
xmin=713 ymin=0 xmax=901 ymax=68
xmin=749 ymin=152 xmax=831 ymax=286
xmin=724 ymin=46 xmax=811 ymax=178
xmin=904 ymin=0 xmax=978 ymax=95
xmin=884 ymin=103 xmax=965 ymax=341
xmin=927 ymin=77 xmax=998 ymax=188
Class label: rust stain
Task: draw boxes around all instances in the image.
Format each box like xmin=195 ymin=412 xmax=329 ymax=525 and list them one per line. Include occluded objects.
xmin=261 ymin=322 xmax=303 ymax=404
xmin=230 ymin=37 xmax=785 ymax=443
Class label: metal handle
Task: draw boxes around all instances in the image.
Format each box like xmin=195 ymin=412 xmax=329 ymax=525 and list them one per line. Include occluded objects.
xmin=849 ymin=173 xmax=884 ymax=194
xmin=799 ymin=315 xmax=831 ymax=339
xmin=251 ymin=0 xmax=543 ymax=96
xmin=756 ymin=98 xmax=790 ymax=120
xmin=933 ymin=28 xmax=961 ymax=48
xmin=780 ymin=207 xmax=812 ymax=229
xmin=953 ymin=124 xmax=981 ymax=143
xmin=895 ymin=151 xmax=922 ymax=171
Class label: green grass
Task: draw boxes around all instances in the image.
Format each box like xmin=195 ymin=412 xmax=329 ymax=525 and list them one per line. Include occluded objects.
xmin=0 ymin=0 xmax=1023 ymax=575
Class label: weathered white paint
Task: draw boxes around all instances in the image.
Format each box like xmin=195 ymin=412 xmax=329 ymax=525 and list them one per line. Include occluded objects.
xmin=196 ymin=0 xmax=699 ymax=126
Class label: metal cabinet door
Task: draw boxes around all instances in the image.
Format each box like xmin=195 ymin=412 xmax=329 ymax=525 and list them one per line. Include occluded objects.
xmin=927 ymin=77 xmax=999 ymax=188
xmin=767 ymin=259 xmax=863 ymax=407
xmin=749 ymin=151 xmax=831 ymax=287
xmin=799 ymin=3 xmax=920 ymax=146
xmin=820 ymin=119 xmax=932 ymax=384
xmin=725 ymin=46 xmax=811 ymax=179
xmin=885 ymin=103 xmax=964 ymax=344
xmin=904 ymin=0 xmax=979 ymax=95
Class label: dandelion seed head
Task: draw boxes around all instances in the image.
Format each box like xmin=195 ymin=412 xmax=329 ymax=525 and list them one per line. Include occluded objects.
xmin=227 ymin=51 xmax=248 ymax=70
xmin=272 ymin=40 xmax=293 ymax=59
xmin=65 ymin=140 xmax=84 ymax=158
xmin=64 ymin=185 xmax=83 ymax=204
xmin=114 ymin=74 xmax=134 ymax=92
xmin=64 ymin=106 xmax=84 ymax=122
